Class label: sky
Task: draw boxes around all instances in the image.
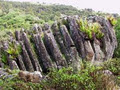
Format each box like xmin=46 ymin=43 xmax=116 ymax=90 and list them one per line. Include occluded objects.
xmin=9 ymin=0 xmax=120 ymax=14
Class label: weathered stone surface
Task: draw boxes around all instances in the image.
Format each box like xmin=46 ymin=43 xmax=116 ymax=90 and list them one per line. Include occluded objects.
xmin=44 ymin=24 xmax=67 ymax=69
xmin=15 ymin=31 xmax=21 ymax=41
xmin=92 ymin=16 xmax=117 ymax=60
xmin=21 ymin=32 xmax=41 ymax=71
xmin=11 ymin=60 xmax=19 ymax=70
xmin=20 ymin=42 xmax=34 ymax=72
xmin=51 ymin=23 xmax=71 ymax=64
xmin=93 ymin=39 xmax=105 ymax=61
xmin=18 ymin=70 xmax=42 ymax=83
xmin=67 ymin=17 xmax=86 ymax=59
xmin=60 ymin=25 xmax=81 ymax=70
xmin=84 ymin=41 xmax=94 ymax=62
xmin=0 ymin=16 xmax=117 ymax=72
xmin=33 ymin=34 xmax=54 ymax=72
xmin=16 ymin=55 xmax=26 ymax=71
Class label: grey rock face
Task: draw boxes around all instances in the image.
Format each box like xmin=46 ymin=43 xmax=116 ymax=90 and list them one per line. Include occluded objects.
xmin=68 ymin=17 xmax=86 ymax=59
xmin=33 ymin=33 xmax=53 ymax=72
xmin=60 ymin=25 xmax=81 ymax=71
xmin=92 ymin=16 xmax=117 ymax=60
xmin=84 ymin=41 xmax=94 ymax=62
xmin=44 ymin=25 xmax=67 ymax=69
xmin=20 ymin=42 xmax=34 ymax=72
xmin=0 ymin=16 xmax=117 ymax=72
xmin=21 ymin=32 xmax=41 ymax=71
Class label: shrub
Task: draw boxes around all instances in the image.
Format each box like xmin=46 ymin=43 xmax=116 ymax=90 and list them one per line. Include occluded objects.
xmin=0 ymin=61 xmax=119 ymax=90
xmin=104 ymin=58 xmax=120 ymax=75
xmin=107 ymin=16 xmax=117 ymax=26
xmin=42 ymin=62 xmax=105 ymax=90
xmin=7 ymin=42 xmax=22 ymax=59
xmin=77 ymin=18 xmax=104 ymax=39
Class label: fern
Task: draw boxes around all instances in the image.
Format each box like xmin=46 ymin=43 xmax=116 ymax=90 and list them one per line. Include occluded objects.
xmin=7 ymin=42 xmax=22 ymax=59
xmin=107 ymin=16 xmax=117 ymax=26
xmin=78 ymin=18 xmax=104 ymax=39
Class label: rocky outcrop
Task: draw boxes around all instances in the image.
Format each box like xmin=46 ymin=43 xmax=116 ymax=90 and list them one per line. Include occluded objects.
xmin=0 ymin=16 xmax=117 ymax=72
xmin=18 ymin=70 xmax=42 ymax=83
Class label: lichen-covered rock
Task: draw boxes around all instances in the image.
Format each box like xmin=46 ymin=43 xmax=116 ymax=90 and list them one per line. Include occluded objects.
xmin=16 ymin=55 xmax=26 ymax=71
xmin=52 ymin=23 xmax=71 ymax=65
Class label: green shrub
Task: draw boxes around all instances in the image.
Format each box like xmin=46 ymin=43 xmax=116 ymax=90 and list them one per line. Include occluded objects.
xmin=77 ymin=19 xmax=104 ymax=39
xmin=104 ymin=58 xmax=120 ymax=75
xmin=107 ymin=16 xmax=117 ymax=26
xmin=42 ymin=62 xmax=104 ymax=90
xmin=7 ymin=42 xmax=22 ymax=59
xmin=114 ymin=18 xmax=120 ymax=58
xmin=0 ymin=76 xmax=43 ymax=90
xmin=0 ymin=61 xmax=119 ymax=90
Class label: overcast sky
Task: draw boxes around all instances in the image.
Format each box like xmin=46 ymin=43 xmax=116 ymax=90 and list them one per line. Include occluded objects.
xmin=9 ymin=0 xmax=120 ymax=14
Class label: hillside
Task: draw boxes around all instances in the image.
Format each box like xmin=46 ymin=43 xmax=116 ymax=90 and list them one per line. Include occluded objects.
xmin=0 ymin=0 xmax=111 ymax=41
xmin=0 ymin=0 xmax=120 ymax=90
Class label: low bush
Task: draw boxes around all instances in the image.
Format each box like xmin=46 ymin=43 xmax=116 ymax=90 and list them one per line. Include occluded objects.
xmin=104 ymin=58 xmax=120 ymax=75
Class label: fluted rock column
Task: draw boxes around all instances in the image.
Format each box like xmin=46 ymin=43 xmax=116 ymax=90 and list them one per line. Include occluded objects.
xmin=16 ymin=55 xmax=26 ymax=71
xmin=68 ymin=18 xmax=86 ymax=59
xmin=33 ymin=34 xmax=54 ymax=72
xmin=20 ymin=42 xmax=34 ymax=72
xmin=51 ymin=23 xmax=71 ymax=64
xmin=44 ymin=24 xmax=67 ymax=69
xmin=60 ymin=25 xmax=81 ymax=71
xmin=92 ymin=39 xmax=105 ymax=61
xmin=21 ymin=32 xmax=41 ymax=71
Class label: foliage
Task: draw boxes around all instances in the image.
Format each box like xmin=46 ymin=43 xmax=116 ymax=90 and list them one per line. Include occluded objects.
xmin=77 ymin=19 xmax=104 ymax=39
xmin=42 ymin=63 xmax=105 ymax=90
xmin=0 ymin=0 xmax=112 ymax=41
xmin=107 ymin=16 xmax=117 ymax=26
xmin=103 ymin=58 xmax=120 ymax=86
xmin=7 ymin=42 xmax=22 ymax=59
xmin=0 ymin=10 xmax=44 ymax=30
xmin=114 ymin=18 xmax=120 ymax=58
xmin=104 ymin=58 xmax=120 ymax=75
xmin=0 ymin=76 xmax=43 ymax=90
xmin=1 ymin=52 xmax=7 ymax=64
xmin=0 ymin=60 xmax=120 ymax=90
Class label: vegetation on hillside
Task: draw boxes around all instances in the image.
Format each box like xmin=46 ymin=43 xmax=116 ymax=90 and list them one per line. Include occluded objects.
xmin=0 ymin=0 xmax=110 ymax=41
xmin=0 ymin=0 xmax=120 ymax=89
xmin=0 ymin=59 xmax=120 ymax=90
xmin=114 ymin=18 xmax=120 ymax=58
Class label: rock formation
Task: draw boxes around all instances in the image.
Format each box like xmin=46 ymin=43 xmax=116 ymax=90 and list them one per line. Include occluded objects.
xmin=0 ymin=16 xmax=117 ymax=73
